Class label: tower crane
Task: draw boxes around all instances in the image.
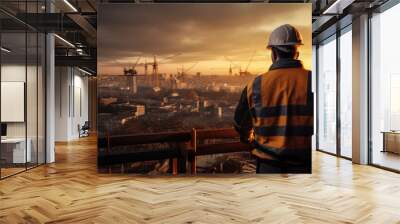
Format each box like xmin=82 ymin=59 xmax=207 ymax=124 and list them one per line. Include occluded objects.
xmin=224 ymin=56 xmax=241 ymax=75
xmin=123 ymin=56 xmax=141 ymax=76
xmin=136 ymin=53 xmax=182 ymax=88
xmin=240 ymin=50 xmax=256 ymax=76
xmin=178 ymin=62 xmax=198 ymax=81
xmin=122 ymin=57 xmax=141 ymax=95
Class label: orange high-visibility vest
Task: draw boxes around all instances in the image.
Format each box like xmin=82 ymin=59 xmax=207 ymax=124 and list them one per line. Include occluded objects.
xmin=246 ymin=67 xmax=313 ymax=162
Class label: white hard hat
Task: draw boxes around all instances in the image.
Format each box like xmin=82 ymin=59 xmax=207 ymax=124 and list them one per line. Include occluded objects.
xmin=267 ymin=24 xmax=303 ymax=48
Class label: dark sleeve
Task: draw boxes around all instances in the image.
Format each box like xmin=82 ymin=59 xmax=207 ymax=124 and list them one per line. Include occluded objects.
xmin=234 ymin=87 xmax=253 ymax=143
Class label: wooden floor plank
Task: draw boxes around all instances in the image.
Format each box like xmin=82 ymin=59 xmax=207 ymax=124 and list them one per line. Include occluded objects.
xmin=0 ymin=135 xmax=399 ymax=223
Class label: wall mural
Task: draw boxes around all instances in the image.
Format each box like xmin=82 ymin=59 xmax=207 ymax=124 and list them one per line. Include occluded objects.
xmin=97 ymin=3 xmax=312 ymax=174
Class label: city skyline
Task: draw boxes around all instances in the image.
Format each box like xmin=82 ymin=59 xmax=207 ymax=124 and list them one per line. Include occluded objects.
xmin=98 ymin=3 xmax=312 ymax=76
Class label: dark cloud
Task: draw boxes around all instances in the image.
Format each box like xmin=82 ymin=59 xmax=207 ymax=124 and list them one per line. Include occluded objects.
xmin=98 ymin=3 xmax=311 ymax=75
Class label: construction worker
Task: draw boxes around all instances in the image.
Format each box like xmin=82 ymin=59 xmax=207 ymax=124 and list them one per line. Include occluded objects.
xmin=234 ymin=24 xmax=313 ymax=173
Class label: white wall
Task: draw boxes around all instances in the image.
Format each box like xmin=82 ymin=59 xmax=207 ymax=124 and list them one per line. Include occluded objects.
xmin=72 ymin=73 xmax=89 ymax=138
xmin=1 ymin=65 xmax=33 ymax=138
xmin=1 ymin=65 xmax=26 ymax=139
xmin=1 ymin=63 xmax=46 ymax=164
xmin=55 ymin=67 xmax=70 ymax=141
xmin=55 ymin=67 xmax=89 ymax=141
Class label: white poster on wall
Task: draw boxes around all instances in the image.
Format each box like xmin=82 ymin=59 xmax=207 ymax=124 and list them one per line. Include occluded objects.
xmin=1 ymin=81 xmax=25 ymax=122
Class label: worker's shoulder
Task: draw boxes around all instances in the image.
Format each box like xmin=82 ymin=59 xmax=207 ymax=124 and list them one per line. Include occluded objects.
xmin=269 ymin=67 xmax=311 ymax=77
xmin=302 ymin=68 xmax=312 ymax=74
xmin=272 ymin=67 xmax=310 ymax=72
xmin=246 ymin=73 xmax=267 ymax=88
xmin=298 ymin=68 xmax=311 ymax=76
xmin=293 ymin=67 xmax=311 ymax=74
xmin=256 ymin=72 xmax=268 ymax=79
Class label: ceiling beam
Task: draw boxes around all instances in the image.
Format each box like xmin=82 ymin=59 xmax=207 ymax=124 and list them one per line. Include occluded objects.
xmin=55 ymin=55 xmax=96 ymax=72
xmin=67 ymin=13 xmax=97 ymax=44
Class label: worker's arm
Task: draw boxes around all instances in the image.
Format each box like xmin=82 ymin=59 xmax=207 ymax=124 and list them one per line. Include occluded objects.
xmin=234 ymin=87 xmax=253 ymax=143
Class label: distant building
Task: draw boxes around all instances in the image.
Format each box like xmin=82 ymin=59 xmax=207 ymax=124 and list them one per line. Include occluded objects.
xmin=177 ymin=82 xmax=188 ymax=89
xmin=131 ymin=76 xmax=137 ymax=94
xmin=239 ymin=71 xmax=252 ymax=76
xmin=203 ymin=100 xmax=209 ymax=108
xmin=218 ymin=107 xmax=223 ymax=118
xmin=100 ymin=97 xmax=118 ymax=105
xmin=193 ymin=100 xmax=200 ymax=112
xmin=134 ymin=105 xmax=145 ymax=117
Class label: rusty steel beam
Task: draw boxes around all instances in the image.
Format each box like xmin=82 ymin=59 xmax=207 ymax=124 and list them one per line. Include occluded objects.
xmin=98 ymin=130 xmax=192 ymax=148
xmin=99 ymin=128 xmax=241 ymax=148
xmin=195 ymin=142 xmax=251 ymax=156
xmin=97 ymin=148 xmax=181 ymax=166
xmin=98 ymin=128 xmax=250 ymax=169
xmin=99 ymin=128 xmax=240 ymax=148
xmin=195 ymin=128 xmax=239 ymax=140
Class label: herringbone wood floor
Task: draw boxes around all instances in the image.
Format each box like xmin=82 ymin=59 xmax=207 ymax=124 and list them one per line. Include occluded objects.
xmin=1 ymin=136 xmax=400 ymax=224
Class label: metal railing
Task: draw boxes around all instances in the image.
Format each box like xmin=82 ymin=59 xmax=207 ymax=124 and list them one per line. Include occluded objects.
xmin=98 ymin=128 xmax=251 ymax=174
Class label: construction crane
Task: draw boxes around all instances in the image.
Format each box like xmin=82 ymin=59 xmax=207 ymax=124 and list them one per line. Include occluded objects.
xmin=123 ymin=57 xmax=141 ymax=94
xmin=224 ymin=56 xmax=241 ymax=76
xmin=182 ymin=62 xmax=198 ymax=75
xmin=123 ymin=56 xmax=141 ymax=76
xmin=144 ymin=59 xmax=149 ymax=84
xmin=240 ymin=51 xmax=256 ymax=76
xmin=134 ymin=53 xmax=181 ymax=88
xmin=178 ymin=62 xmax=198 ymax=81
xmin=113 ymin=53 xmax=182 ymax=91
xmin=152 ymin=54 xmax=178 ymax=88
xmin=152 ymin=55 xmax=159 ymax=88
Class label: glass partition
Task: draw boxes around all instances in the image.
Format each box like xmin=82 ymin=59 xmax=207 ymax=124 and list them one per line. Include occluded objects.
xmin=0 ymin=2 xmax=46 ymax=179
xmin=370 ymin=3 xmax=400 ymax=171
xmin=339 ymin=28 xmax=352 ymax=158
xmin=317 ymin=36 xmax=337 ymax=154
xmin=1 ymin=31 xmax=28 ymax=177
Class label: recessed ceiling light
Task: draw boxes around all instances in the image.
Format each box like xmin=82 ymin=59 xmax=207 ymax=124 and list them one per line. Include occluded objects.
xmin=54 ymin=34 xmax=75 ymax=48
xmin=63 ymin=0 xmax=78 ymax=12
xmin=1 ymin=47 xmax=11 ymax=53
xmin=323 ymin=0 xmax=355 ymax=15
xmin=78 ymin=67 xmax=94 ymax=76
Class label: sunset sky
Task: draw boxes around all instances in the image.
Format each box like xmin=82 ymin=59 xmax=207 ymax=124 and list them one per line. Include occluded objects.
xmin=98 ymin=3 xmax=311 ymax=76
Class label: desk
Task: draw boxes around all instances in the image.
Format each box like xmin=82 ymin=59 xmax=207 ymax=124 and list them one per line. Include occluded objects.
xmin=1 ymin=138 xmax=31 ymax=163
xmin=382 ymin=131 xmax=400 ymax=154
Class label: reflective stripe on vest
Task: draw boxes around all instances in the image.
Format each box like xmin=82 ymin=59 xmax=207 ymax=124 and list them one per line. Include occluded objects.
xmin=247 ymin=67 xmax=313 ymax=158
